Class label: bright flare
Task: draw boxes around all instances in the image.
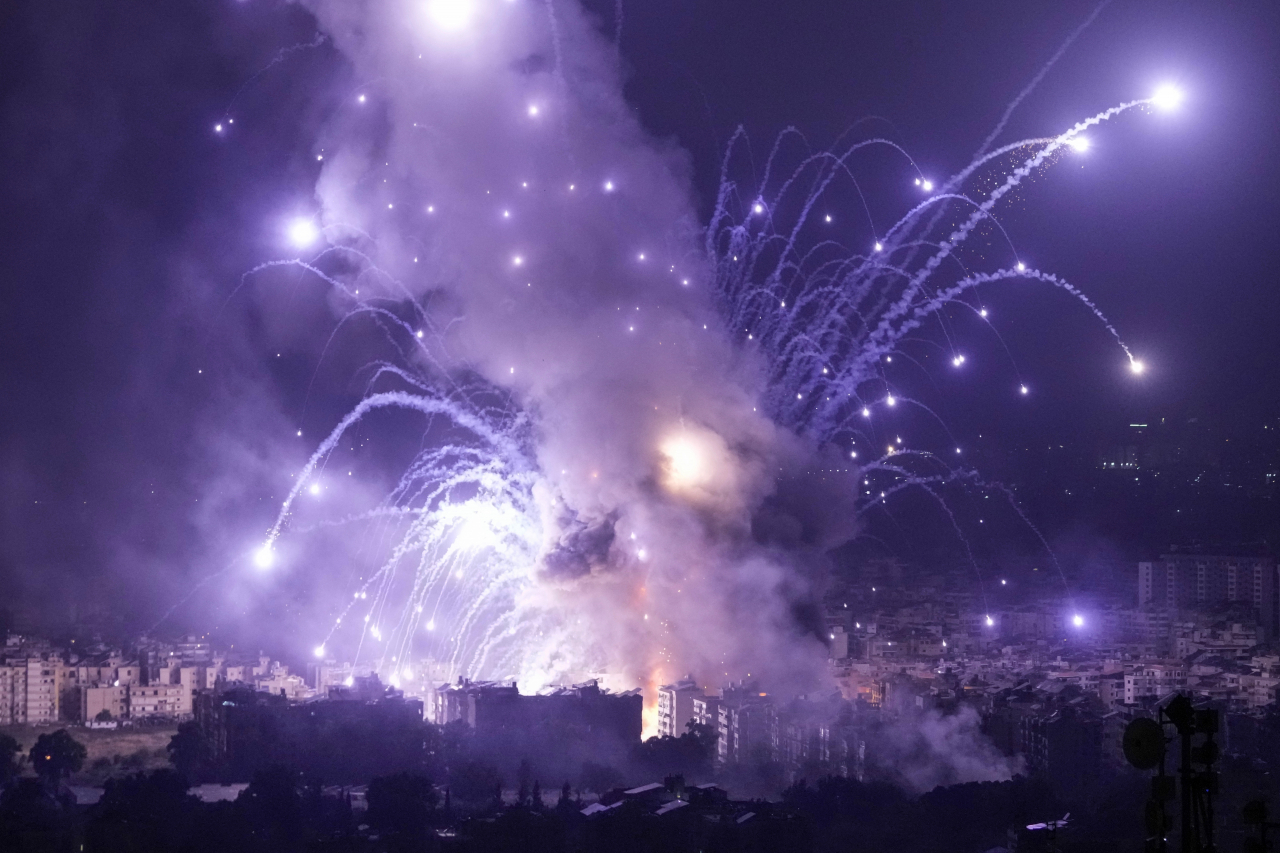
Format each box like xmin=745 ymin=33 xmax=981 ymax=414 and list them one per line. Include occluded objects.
xmin=660 ymin=434 xmax=709 ymax=491
xmin=1129 ymin=359 xmax=1146 ymax=375
xmin=427 ymin=0 xmax=474 ymax=31
xmin=253 ymin=544 xmax=275 ymax=570
xmin=1067 ymin=136 xmax=1090 ymax=153
xmin=1151 ymin=84 xmax=1184 ymax=110
xmin=287 ymin=219 xmax=319 ymax=249
xmin=1072 ymin=614 xmax=1085 ymax=628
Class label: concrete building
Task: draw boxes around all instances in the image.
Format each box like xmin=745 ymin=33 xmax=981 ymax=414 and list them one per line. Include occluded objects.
xmin=828 ymin=626 xmax=850 ymax=660
xmin=691 ymin=694 xmax=721 ymax=730
xmin=83 ymin=685 xmax=128 ymax=720
xmin=717 ymin=693 xmax=777 ymax=764
xmin=129 ymin=684 xmax=186 ymax=718
xmin=0 ymin=663 xmax=26 ymax=724
xmin=23 ymin=658 xmax=59 ymax=723
xmin=433 ymin=678 xmax=642 ymax=746
xmin=656 ymin=676 xmax=702 ymax=738
xmin=1139 ymin=552 xmax=1277 ymax=637
xmin=1124 ymin=662 xmax=1188 ymax=705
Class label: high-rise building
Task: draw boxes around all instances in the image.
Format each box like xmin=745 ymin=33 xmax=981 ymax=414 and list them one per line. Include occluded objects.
xmin=1139 ymin=552 xmax=1277 ymax=638
xmin=656 ymin=676 xmax=702 ymax=738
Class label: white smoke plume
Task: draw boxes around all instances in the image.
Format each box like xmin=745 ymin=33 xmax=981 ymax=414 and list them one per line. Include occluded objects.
xmin=280 ymin=0 xmax=834 ymax=707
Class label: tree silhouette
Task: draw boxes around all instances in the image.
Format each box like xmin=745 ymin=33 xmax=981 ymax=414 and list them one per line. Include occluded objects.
xmin=367 ymin=772 xmax=437 ymax=837
xmin=0 ymin=732 xmax=20 ymax=784
xmin=29 ymin=729 xmax=86 ymax=784
xmin=167 ymin=720 xmax=209 ymax=781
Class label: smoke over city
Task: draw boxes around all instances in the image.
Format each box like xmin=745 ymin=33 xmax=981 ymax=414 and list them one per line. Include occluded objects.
xmin=269 ymin=0 xmax=837 ymax=706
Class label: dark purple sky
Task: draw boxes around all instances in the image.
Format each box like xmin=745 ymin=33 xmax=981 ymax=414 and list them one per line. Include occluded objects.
xmin=1 ymin=0 xmax=1276 ymax=632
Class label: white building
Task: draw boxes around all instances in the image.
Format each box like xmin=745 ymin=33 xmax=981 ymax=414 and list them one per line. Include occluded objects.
xmin=656 ymin=676 xmax=702 ymax=738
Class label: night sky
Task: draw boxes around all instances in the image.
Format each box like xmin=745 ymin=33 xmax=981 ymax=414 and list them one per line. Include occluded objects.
xmin=1 ymin=0 xmax=1277 ymax=640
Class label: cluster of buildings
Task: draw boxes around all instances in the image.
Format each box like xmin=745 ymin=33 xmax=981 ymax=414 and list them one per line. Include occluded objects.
xmin=0 ymin=633 xmax=309 ymax=726
xmin=641 ymin=551 xmax=1280 ymax=789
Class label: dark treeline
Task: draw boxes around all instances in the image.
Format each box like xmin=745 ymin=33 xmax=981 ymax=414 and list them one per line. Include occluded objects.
xmin=0 ymin=761 xmax=1165 ymax=853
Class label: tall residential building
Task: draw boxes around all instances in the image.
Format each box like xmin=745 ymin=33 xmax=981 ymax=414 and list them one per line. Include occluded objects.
xmin=1139 ymin=553 xmax=1277 ymax=638
xmin=656 ymin=676 xmax=702 ymax=738
xmin=23 ymin=658 xmax=59 ymax=723
xmin=0 ymin=664 xmax=25 ymax=724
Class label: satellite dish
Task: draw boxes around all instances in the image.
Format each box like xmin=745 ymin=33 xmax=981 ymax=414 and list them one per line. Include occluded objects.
xmin=1124 ymin=717 xmax=1166 ymax=770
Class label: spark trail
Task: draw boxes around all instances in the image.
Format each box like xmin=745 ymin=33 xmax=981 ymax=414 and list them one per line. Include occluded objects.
xmin=243 ymin=0 xmax=1179 ymax=702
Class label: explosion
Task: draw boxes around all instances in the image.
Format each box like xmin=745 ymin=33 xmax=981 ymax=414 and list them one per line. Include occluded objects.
xmin=242 ymin=1 xmax=1179 ymax=713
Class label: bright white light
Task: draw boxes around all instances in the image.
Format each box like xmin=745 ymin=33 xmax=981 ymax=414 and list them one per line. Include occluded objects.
xmin=1152 ymin=84 xmax=1184 ymax=110
xmin=527 ymin=104 xmax=539 ymax=117
xmin=357 ymin=94 xmax=366 ymax=104
xmin=1072 ymin=614 xmax=1085 ymax=628
xmin=344 ymin=676 xmax=354 ymax=687
xmin=824 ymin=215 xmax=832 ymax=223
xmin=1016 ymin=261 xmax=1026 ymax=272
xmin=214 ymin=123 xmax=224 ymax=133
xmin=454 ymin=520 xmax=491 ymax=552
xmin=952 ymin=355 xmax=965 ymax=367
xmin=753 ymin=202 xmax=764 ymax=214
xmin=850 ymin=451 xmax=858 ymax=459
xmin=427 ymin=0 xmax=474 ymax=31
xmin=416 ymin=330 xmax=424 ymax=339
xmin=1001 ymin=579 xmax=1007 ymax=585
xmin=253 ymin=544 xmax=274 ymax=570
xmin=921 ymin=179 xmax=934 ymax=192
xmin=1020 ymin=385 xmax=1029 ymax=395
xmin=985 ymin=615 xmax=995 ymax=627
xmin=874 ymin=242 xmax=883 ymax=252
xmin=426 ymin=620 xmax=436 ymax=631
xmin=1067 ymin=136 xmax=1090 ymax=153
xmin=980 ymin=308 xmax=989 ymax=318
xmin=603 ymin=180 xmax=615 ymax=192
xmin=861 ymin=407 xmax=871 ymax=418
xmin=313 ymin=645 xmax=325 ymax=659
xmin=287 ymin=218 xmax=319 ymax=249
xmin=660 ymin=434 xmax=709 ymax=490
xmin=886 ymin=395 xmax=896 ymax=407
xmin=401 ymin=666 xmax=413 ymax=680
xmin=1129 ymin=359 xmax=1146 ymax=375
xmin=308 ymin=483 xmax=321 ymax=497
xmin=512 ymin=255 xmax=524 ymax=266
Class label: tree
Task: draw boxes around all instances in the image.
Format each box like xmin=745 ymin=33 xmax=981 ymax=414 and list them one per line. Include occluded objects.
xmin=94 ymin=708 xmax=113 ymax=723
xmin=579 ymin=761 xmax=623 ymax=794
xmin=0 ymin=732 xmax=19 ymax=784
xmin=88 ymin=770 xmax=198 ymax=851
xmin=167 ymin=721 xmax=209 ymax=781
xmin=29 ymin=729 xmax=86 ymax=784
xmin=236 ymin=766 xmax=302 ymax=847
xmin=448 ymin=760 xmax=501 ymax=804
xmin=367 ymin=772 xmax=438 ymax=837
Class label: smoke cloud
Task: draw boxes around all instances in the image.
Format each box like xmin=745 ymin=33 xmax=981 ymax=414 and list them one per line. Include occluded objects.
xmin=279 ymin=0 xmax=833 ymax=701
